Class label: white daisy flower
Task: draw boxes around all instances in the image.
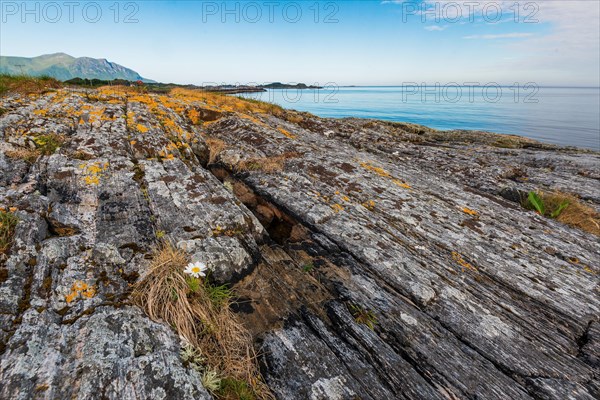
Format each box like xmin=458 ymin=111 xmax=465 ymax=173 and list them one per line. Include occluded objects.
xmin=184 ymin=261 xmax=208 ymax=278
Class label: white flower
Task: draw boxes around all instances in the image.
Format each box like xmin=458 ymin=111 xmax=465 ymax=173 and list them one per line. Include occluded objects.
xmin=184 ymin=261 xmax=208 ymax=278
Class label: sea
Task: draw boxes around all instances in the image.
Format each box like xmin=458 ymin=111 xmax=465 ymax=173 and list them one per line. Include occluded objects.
xmin=238 ymin=86 xmax=600 ymax=151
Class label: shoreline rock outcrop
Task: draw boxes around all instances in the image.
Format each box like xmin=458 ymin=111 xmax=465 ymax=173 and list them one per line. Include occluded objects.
xmin=0 ymin=88 xmax=598 ymax=399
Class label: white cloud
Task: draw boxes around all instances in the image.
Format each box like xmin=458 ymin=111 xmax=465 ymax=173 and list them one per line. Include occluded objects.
xmin=463 ymin=33 xmax=534 ymax=39
xmin=384 ymin=0 xmax=600 ymax=85
xmin=425 ymin=25 xmax=447 ymax=31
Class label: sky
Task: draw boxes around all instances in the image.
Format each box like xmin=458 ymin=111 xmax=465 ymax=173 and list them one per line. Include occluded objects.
xmin=1 ymin=0 xmax=599 ymax=86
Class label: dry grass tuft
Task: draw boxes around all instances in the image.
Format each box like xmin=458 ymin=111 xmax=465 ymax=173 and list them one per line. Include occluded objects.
xmin=132 ymin=243 xmax=272 ymax=399
xmin=235 ymin=152 xmax=299 ymax=174
xmin=205 ymin=138 xmax=227 ymax=165
xmin=0 ymin=74 xmax=62 ymax=96
xmin=284 ymin=114 xmax=303 ymax=124
xmin=524 ymin=191 xmax=600 ymax=236
xmin=545 ymin=192 xmax=600 ymax=236
xmin=4 ymin=147 xmax=41 ymax=164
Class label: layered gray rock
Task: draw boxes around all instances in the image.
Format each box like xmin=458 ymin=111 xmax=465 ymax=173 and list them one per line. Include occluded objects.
xmin=1 ymin=89 xmax=598 ymax=399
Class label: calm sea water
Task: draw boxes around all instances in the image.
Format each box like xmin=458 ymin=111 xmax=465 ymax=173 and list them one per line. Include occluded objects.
xmin=239 ymin=86 xmax=600 ymax=150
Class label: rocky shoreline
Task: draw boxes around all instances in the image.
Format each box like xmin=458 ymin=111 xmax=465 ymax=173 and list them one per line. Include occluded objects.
xmin=0 ymin=87 xmax=598 ymax=399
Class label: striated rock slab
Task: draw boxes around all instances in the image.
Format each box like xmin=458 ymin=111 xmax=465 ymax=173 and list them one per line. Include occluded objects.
xmin=1 ymin=89 xmax=598 ymax=399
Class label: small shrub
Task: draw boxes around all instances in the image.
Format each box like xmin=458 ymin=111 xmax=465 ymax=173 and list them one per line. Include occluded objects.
xmin=0 ymin=211 xmax=18 ymax=255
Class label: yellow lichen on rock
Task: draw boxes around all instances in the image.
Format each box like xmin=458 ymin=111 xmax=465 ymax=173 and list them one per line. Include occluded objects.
xmin=65 ymin=280 xmax=96 ymax=304
xmin=80 ymin=161 xmax=110 ymax=186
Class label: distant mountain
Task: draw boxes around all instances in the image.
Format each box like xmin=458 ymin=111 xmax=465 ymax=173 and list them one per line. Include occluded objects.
xmin=0 ymin=53 xmax=154 ymax=82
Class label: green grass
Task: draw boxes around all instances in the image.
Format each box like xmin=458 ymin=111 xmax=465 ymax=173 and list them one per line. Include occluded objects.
xmin=217 ymin=377 xmax=256 ymax=400
xmin=0 ymin=211 xmax=19 ymax=255
xmin=204 ymin=281 xmax=233 ymax=308
xmin=302 ymin=262 xmax=314 ymax=273
xmin=0 ymin=74 xmax=61 ymax=96
xmin=186 ymin=276 xmax=202 ymax=293
xmin=525 ymin=191 xmax=570 ymax=219
xmin=33 ymin=134 xmax=64 ymax=155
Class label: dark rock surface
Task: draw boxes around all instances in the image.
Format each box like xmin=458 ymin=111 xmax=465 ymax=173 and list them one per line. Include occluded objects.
xmin=0 ymin=88 xmax=598 ymax=399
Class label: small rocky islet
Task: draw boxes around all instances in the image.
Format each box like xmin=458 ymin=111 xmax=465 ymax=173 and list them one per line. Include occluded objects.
xmin=0 ymin=86 xmax=598 ymax=399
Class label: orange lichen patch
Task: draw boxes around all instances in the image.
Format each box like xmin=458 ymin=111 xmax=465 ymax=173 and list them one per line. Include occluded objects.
xmin=156 ymin=141 xmax=184 ymax=161
xmin=278 ymin=127 xmax=296 ymax=139
xmin=583 ymin=265 xmax=597 ymax=275
xmin=97 ymin=85 xmax=136 ymax=97
xmin=451 ymin=251 xmax=477 ymax=271
xmin=88 ymin=107 xmax=105 ymax=123
xmin=33 ymin=109 xmax=48 ymax=117
xmin=362 ymin=200 xmax=376 ymax=211
xmin=462 ymin=207 xmax=478 ymax=216
xmin=80 ymin=161 xmax=110 ymax=186
xmin=84 ymin=176 xmax=99 ymax=185
xmin=137 ymin=124 xmax=149 ymax=133
xmin=359 ymin=162 xmax=412 ymax=190
xmin=65 ymin=280 xmax=97 ymax=304
xmin=392 ymin=179 xmax=411 ymax=189
xmin=331 ymin=204 xmax=344 ymax=213
xmin=65 ymin=292 xmax=77 ymax=304
xmin=82 ymin=286 xmax=96 ymax=298
xmin=359 ymin=161 xmax=391 ymax=178
xmin=188 ymin=108 xmax=202 ymax=124
xmin=212 ymin=225 xmax=244 ymax=237
xmin=341 ymin=195 xmax=350 ymax=202
xmin=169 ymin=88 xmax=284 ymax=117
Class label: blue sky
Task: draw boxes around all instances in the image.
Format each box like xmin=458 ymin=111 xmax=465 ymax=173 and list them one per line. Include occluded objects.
xmin=1 ymin=0 xmax=598 ymax=86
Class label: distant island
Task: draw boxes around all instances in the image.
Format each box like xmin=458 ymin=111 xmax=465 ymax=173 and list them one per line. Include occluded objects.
xmin=259 ymin=82 xmax=323 ymax=89
xmin=59 ymin=78 xmax=321 ymax=95
xmin=205 ymin=82 xmax=324 ymax=93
